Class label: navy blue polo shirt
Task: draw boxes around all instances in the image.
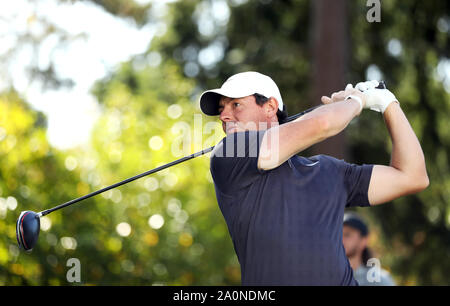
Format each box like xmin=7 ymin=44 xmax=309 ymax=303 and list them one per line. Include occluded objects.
xmin=210 ymin=130 xmax=374 ymax=286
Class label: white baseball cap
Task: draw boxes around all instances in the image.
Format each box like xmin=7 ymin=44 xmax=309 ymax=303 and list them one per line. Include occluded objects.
xmin=199 ymin=71 xmax=284 ymax=116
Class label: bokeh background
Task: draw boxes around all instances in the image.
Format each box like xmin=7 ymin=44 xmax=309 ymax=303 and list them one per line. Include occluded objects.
xmin=0 ymin=0 xmax=449 ymax=285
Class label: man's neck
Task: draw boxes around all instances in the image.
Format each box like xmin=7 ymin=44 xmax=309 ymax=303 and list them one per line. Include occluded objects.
xmin=349 ymin=255 xmax=363 ymax=271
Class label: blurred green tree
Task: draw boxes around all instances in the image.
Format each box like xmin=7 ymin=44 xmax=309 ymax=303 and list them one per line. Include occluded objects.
xmin=0 ymin=0 xmax=151 ymax=90
xmin=0 ymin=90 xmax=82 ymax=285
xmin=82 ymin=60 xmax=235 ymax=285
xmin=1 ymin=60 xmax=237 ymax=285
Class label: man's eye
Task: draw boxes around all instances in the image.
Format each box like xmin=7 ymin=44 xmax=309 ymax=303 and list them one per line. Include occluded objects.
xmin=234 ymin=103 xmax=240 ymax=107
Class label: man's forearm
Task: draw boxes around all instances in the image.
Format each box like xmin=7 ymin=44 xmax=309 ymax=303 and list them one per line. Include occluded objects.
xmin=259 ymin=97 xmax=361 ymax=170
xmin=297 ymin=98 xmax=361 ymax=137
xmin=383 ymin=102 xmax=428 ymax=180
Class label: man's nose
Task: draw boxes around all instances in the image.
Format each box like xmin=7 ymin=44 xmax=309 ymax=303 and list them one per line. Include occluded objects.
xmin=219 ymin=105 xmax=233 ymax=122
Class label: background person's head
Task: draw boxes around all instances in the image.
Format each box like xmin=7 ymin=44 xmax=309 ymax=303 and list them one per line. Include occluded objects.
xmin=200 ymin=72 xmax=288 ymax=134
xmin=343 ymin=212 xmax=372 ymax=268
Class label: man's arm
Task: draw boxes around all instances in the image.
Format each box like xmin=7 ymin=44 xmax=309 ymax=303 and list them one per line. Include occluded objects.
xmin=368 ymin=102 xmax=429 ymax=205
xmin=258 ymin=93 xmax=362 ymax=170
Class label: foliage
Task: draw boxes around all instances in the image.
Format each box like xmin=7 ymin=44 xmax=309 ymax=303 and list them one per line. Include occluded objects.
xmin=0 ymin=61 xmax=235 ymax=284
xmin=0 ymin=91 xmax=80 ymax=285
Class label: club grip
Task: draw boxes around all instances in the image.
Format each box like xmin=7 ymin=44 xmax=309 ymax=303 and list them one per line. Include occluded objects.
xmin=376 ymin=80 xmax=387 ymax=89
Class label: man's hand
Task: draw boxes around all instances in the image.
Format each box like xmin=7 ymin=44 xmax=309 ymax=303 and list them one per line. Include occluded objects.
xmin=321 ymin=84 xmax=366 ymax=115
xmin=355 ymin=80 xmax=399 ymax=113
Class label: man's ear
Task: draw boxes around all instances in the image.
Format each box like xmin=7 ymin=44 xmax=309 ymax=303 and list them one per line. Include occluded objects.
xmin=264 ymin=97 xmax=279 ymax=118
xmin=360 ymin=236 xmax=369 ymax=250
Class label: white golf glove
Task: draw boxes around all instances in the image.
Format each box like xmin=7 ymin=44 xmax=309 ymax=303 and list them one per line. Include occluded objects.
xmin=355 ymin=80 xmax=398 ymax=113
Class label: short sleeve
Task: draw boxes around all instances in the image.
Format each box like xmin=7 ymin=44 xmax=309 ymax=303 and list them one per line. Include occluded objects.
xmin=210 ymin=130 xmax=267 ymax=195
xmin=341 ymin=161 xmax=374 ymax=207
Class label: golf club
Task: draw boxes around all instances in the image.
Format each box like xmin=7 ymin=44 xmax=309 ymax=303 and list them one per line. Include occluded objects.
xmin=16 ymin=81 xmax=387 ymax=251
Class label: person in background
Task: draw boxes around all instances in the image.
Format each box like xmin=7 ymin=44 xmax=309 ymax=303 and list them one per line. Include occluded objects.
xmin=343 ymin=212 xmax=396 ymax=286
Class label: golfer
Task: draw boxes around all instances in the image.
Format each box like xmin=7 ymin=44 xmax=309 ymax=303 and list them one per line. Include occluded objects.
xmin=200 ymin=72 xmax=428 ymax=285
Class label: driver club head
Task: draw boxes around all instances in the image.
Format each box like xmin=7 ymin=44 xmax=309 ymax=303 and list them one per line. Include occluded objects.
xmin=16 ymin=211 xmax=41 ymax=251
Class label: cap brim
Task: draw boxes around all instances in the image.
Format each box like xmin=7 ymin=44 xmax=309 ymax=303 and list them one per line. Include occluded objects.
xmin=200 ymin=88 xmax=255 ymax=116
xmin=199 ymin=90 xmax=223 ymax=116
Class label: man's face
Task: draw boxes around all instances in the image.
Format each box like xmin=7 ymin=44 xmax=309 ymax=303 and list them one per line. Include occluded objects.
xmin=343 ymin=225 xmax=367 ymax=258
xmin=218 ymin=95 xmax=269 ymax=134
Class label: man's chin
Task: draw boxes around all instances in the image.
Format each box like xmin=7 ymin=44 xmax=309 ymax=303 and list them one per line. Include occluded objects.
xmin=225 ymin=127 xmax=248 ymax=134
xmin=224 ymin=127 xmax=262 ymax=134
